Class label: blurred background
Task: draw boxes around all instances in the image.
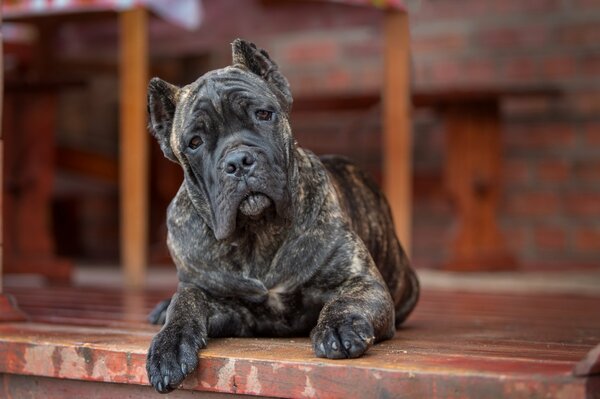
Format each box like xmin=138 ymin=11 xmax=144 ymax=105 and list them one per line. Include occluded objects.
xmin=2 ymin=0 xmax=599 ymax=287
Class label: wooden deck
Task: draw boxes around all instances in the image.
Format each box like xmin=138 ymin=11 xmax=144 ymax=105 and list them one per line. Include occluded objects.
xmin=0 ymin=284 xmax=599 ymax=398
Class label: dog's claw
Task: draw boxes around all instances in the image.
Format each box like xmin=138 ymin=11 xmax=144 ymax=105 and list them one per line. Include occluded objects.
xmin=311 ymin=316 xmax=375 ymax=359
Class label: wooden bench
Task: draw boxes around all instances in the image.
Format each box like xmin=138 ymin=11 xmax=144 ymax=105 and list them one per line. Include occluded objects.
xmin=0 ymin=285 xmax=598 ymax=398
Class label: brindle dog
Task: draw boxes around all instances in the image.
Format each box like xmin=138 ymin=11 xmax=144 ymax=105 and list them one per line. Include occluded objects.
xmin=146 ymin=39 xmax=419 ymax=393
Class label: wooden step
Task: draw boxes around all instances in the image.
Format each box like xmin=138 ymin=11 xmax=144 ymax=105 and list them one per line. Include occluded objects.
xmin=1 ymin=286 xmax=598 ymax=398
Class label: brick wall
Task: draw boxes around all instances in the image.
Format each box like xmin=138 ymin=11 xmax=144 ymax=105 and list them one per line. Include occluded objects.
xmin=253 ymin=0 xmax=600 ymax=270
xmin=408 ymin=0 xmax=600 ymax=270
xmin=42 ymin=0 xmax=599 ymax=269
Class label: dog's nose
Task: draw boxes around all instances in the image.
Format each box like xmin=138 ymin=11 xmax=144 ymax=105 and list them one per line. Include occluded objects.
xmin=224 ymin=151 xmax=256 ymax=177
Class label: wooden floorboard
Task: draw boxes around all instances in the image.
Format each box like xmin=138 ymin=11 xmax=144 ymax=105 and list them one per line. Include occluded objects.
xmin=1 ymin=286 xmax=599 ymax=398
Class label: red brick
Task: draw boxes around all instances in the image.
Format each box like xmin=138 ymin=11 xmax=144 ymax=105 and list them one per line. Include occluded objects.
xmin=559 ymin=22 xmax=600 ymax=46
xmin=505 ymin=225 xmax=531 ymax=255
xmin=414 ymin=0 xmax=487 ymax=20
xmin=342 ymin=40 xmax=383 ymax=59
xmin=463 ymin=58 xmax=496 ymax=84
xmin=584 ymin=122 xmax=600 ymax=145
xmin=283 ymin=40 xmax=338 ymax=65
xmin=575 ymin=160 xmax=600 ymax=182
xmin=541 ymin=55 xmax=577 ymax=80
xmin=502 ymin=57 xmax=539 ymax=82
xmin=478 ymin=26 xmax=549 ymax=49
xmin=571 ymin=92 xmax=600 ymax=116
xmin=581 ymin=53 xmax=600 ymax=77
xmin=429 ymin=59 xmax=461 ymax=84
xmin=574 ymin=228 xmax=600 ymax=253
xmin=537 ymin=160 xmax=571 ymax=183
xmin=488 ymin=0 xmax=561 ymax=14
xmin=570 ymin=0 xmax=600 ymax=8
xmin=504 ymin=191 xmax=561 ymax=217
xmin=412 ymin=32 xmax=467 ymax=53
xmin=534 ymin=226 xmax=567 ymax=251
xmin=503 ymin=159 xmax=531 ymax=185
xmin=565 ymin=192 xmax=600 ymax=217
xmin=504 ymin=123 xmax=577 ymax=151
xmin=324 ymin=68 xmax=352 ymax=91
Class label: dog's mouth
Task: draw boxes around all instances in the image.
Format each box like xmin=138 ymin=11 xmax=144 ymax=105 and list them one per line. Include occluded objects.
xmin=239 ymin=192 xmax=272 ymax=218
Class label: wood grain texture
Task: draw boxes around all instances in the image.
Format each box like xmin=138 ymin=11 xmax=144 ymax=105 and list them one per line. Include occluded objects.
xmin=119 ymin=7 xmax=149 ymax=289
xmin=1 ymin=286 xmax=598 ymax=398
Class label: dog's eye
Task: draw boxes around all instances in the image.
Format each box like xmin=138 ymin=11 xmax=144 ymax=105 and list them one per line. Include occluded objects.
xmin=255 ymin=109 xmax=273 ymax=121
xmin=188 ymin=136 xmax=203 ymax=150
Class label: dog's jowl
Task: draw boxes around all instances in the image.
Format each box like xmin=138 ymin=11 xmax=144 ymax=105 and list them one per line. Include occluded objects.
xmin=146 ymin=39 xmax=419 ymax=393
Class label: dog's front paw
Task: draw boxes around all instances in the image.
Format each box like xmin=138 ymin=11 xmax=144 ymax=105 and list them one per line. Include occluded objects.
xmin=146 ymin=324 xmax=207 ymax=393
xmin=311 ymin=315 xmax=375 ymax=359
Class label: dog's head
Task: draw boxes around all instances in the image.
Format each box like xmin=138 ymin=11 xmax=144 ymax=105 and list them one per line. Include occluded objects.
xmin=148 ymin=39 xmax=296 ymax=240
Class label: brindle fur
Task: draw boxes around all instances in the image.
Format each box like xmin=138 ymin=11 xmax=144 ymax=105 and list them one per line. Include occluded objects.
xmin=146 ymin=39 xmax=419 ymax=394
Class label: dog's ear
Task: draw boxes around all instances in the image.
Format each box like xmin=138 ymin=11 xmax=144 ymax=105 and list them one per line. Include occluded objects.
xmin=148 ymin=77 xmax=179 ymax=163
xmin=232 ymin=39 xmax=293 ymax=112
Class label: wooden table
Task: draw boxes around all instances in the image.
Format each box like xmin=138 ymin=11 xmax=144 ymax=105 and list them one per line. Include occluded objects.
xmin=0 ymin=285 xmax=598 ymax=397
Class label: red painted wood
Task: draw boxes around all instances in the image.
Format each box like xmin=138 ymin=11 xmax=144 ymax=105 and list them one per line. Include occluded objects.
xmin=0 ymin=287 xmax=598 ymax=398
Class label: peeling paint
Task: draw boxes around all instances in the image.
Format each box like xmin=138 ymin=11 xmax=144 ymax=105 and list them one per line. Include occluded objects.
xmin=301 ymin=376 xmax=316 ymax=398
xmin=271 ymin=363 xmax=284 ymax=372
xmin=216 ymin=358 xmax=236 ymax=392
xmin=57 ymin=347 xmax=88 ymax=379
xmin=246 ymin=365 xmax=262 ymax=395
xmin=23 ymin=346 xmax=56 ymax=377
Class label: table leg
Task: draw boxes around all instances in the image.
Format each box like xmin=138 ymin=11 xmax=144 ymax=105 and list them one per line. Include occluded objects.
xmin=383 ymin=10 xmax=412 ymax=257
xmin=119 ymin=8 xmax=149 ymax=289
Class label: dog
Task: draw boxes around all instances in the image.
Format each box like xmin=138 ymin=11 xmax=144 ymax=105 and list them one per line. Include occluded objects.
xmin=146 ymin=39 xmax=419 ymax=393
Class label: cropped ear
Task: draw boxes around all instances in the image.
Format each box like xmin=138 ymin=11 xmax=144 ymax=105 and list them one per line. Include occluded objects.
xmin=148 ymin=77 xmax=179 ymax=163
xmin=232 ymin=39 xmax=293 ymax=112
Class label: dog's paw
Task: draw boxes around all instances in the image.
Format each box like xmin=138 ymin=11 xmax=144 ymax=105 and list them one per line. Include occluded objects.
xmin=148 ymin=298 xmax=171 ymax=325
xmin=146 ymin=324 xmax=207 ymax=393
xmin=311 ymin=315 xmax=375 ymax=359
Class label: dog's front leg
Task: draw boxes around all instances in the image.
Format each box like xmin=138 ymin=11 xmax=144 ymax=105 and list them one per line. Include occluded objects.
xmin=310 ymin=272 xmax=395 ymax=360
xmin=146 ymin=285 xmax=209 ymax=393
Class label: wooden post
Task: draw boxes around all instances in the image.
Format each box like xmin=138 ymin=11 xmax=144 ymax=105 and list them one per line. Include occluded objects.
xmin=119 ymin=8 xmax=149 ymax=289
xmin=0 ymin=6 xmax=26 ymax=321
xmin=383 ymin=11 xmax=412 ymax=257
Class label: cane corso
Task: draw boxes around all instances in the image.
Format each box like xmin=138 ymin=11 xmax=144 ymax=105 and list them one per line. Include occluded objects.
xmin=146 ymin=39 xmax=419 ymax=393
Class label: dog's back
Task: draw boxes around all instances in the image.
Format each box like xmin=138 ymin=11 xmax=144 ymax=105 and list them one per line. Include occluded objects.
xmin=321 ymin=155 xmax=419 ymax=326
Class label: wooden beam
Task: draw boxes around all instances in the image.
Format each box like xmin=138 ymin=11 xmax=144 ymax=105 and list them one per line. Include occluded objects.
xmin=119 ymin=8 xmax=149 ymax=289
xmin=383 ymin=11 xmax=412 ymax=257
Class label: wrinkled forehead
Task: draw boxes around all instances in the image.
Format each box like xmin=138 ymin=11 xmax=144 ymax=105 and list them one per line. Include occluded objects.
xmin=177 ymin=67 xmax=278 ymax=115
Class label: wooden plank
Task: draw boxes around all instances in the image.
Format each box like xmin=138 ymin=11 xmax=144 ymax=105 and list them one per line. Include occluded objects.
xmin=0 ymin=374 xmax=244 ymax=399
xmin=443 ymin=102 xmax=516 ymax=271
xmin=383 ymin=11 xmax=412 ymax=257
xmin=119 ymin=7 xmax=149 ymax=289
xmin=1 ymin=286 xmax=598 ymax=397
